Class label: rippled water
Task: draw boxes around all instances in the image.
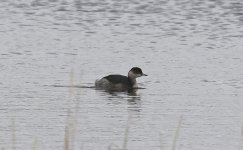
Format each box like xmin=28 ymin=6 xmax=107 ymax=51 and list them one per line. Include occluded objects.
xmin=0 ymin=0 xmax=243 ymax=150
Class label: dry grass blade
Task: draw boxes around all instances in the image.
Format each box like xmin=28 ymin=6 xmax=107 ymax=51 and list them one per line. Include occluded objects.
xmin=108 ymin=144 xmax=112 ymax=150
xmin=239 ymin=126 xmax=243 ymax=150
xmin=63 ymin=68 xmax=81 ymax=150
xmin=160 ymin=133 xmax=163 ymax=150
xmin=172 ymin=116 xmax=183 ymax=150
xmin=32 ymin=138 xmax=38 ymax=150
xmin=64 ymin=125 xmax=70 ymax=150
xmin=122 ymin=113 xmax=132 ymax=150
xmin=11 ymin=118 xmax=16 ymax=150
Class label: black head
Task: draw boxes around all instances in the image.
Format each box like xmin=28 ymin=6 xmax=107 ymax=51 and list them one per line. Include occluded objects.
xmin=129 ymin=67 xmax=147 ymax=78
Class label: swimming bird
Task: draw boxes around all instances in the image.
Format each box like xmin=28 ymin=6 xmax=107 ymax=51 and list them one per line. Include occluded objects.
xmin=95 ymin=67 xmax=147 ymax=92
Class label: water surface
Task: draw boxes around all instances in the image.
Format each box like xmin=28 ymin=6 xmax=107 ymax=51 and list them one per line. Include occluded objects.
xmin=0 ymin=0 xmax=243 ymax=150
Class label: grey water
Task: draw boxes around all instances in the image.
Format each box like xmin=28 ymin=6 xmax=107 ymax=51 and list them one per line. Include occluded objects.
xmin=0 ymin=0 xmax=243 ymax=150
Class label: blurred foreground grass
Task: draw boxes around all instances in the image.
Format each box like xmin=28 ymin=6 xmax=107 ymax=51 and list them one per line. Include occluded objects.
xmin=2 ymin=70 xmax=242 ymax=150
xmin=3 ymin=116 xmax=242 ymax=150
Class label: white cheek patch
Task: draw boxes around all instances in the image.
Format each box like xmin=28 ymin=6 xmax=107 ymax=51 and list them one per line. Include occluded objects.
xmin=128 ymin=71 xmax=143 ymax=78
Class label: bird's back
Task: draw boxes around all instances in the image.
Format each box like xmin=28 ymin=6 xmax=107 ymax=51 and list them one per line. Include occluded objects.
xmin=104 ymin=75 xmax=129 ymax=85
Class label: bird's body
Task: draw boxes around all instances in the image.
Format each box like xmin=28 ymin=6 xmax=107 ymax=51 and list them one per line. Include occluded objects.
xmin=95 ymin=67 xmax=147 ymax=92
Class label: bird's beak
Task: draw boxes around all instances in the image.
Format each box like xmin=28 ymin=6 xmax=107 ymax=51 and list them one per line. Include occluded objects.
xmin=142 ymin=73 xmax=148 ymax=76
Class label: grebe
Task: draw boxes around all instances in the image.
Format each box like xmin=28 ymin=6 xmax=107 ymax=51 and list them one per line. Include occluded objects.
xmin=95 ymin=67 xmax=147 ymax=92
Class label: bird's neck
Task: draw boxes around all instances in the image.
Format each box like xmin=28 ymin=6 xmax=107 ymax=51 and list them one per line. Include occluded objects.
xmin=128 ymin=76 xmax=137 ymax=88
